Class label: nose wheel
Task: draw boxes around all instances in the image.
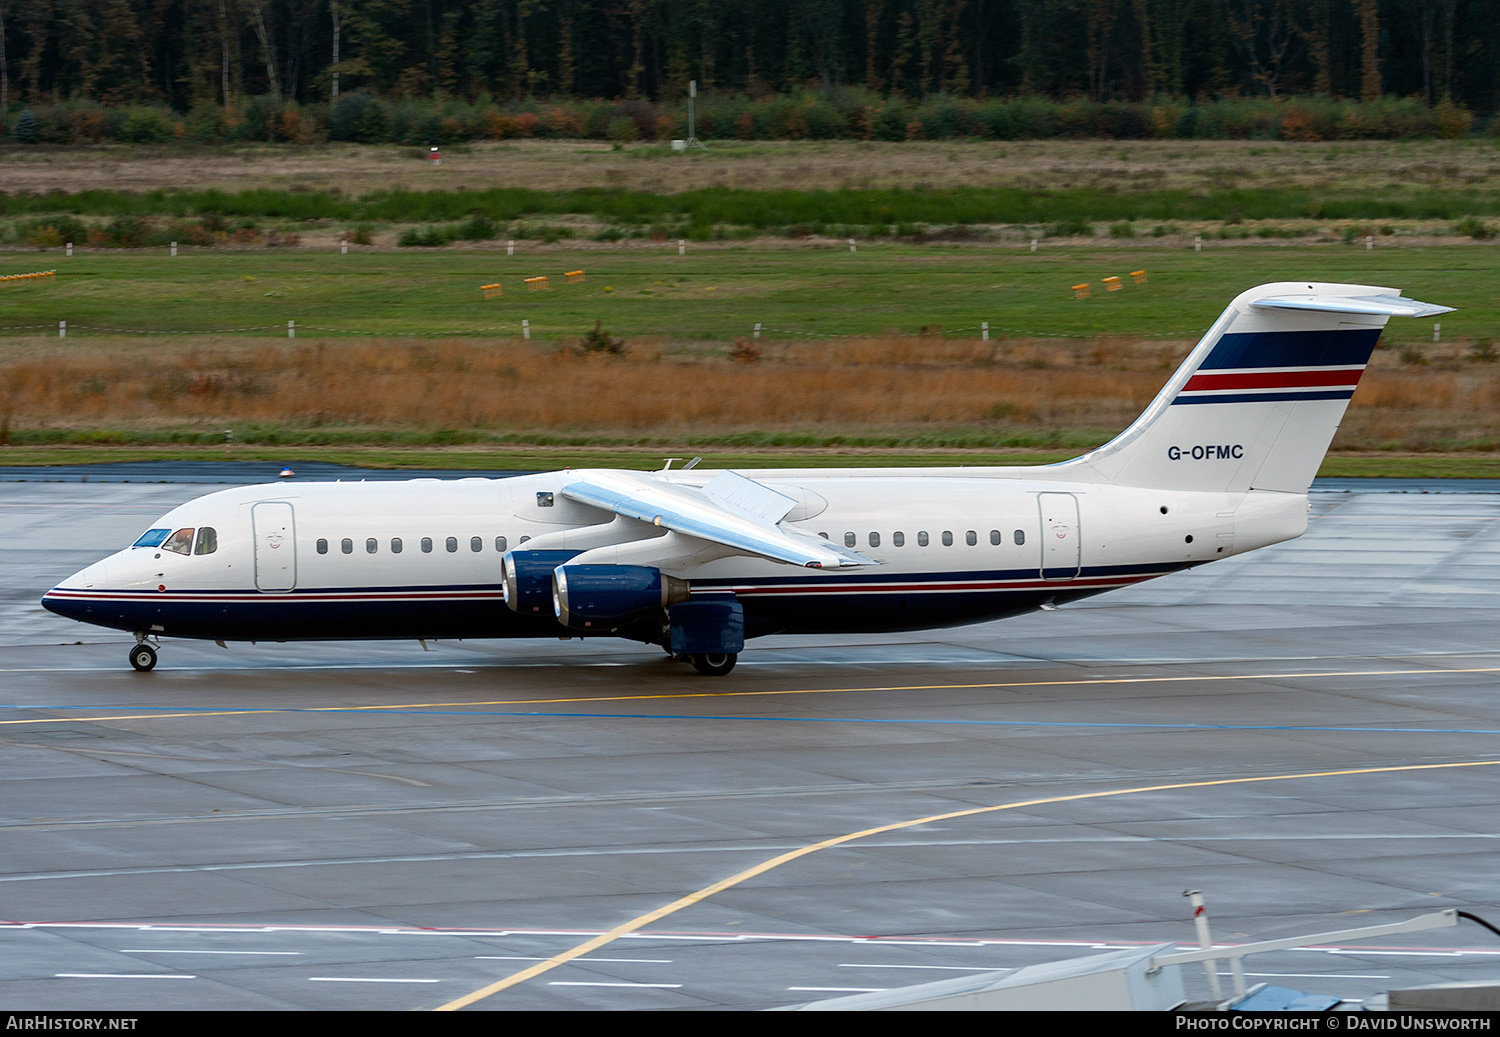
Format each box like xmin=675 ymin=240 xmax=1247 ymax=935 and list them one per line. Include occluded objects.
xmin=129 ymin=643 xmax=158 ymax=672
xmin=690 ymin=652 xmax=737 ymax=677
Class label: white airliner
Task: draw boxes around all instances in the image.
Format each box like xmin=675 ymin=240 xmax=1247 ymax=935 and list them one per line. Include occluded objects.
xmin=43 ymin=282 xmax=1450 ymax=676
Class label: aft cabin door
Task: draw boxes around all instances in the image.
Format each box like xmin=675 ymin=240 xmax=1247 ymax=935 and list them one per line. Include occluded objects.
xmin=1037 ymin=493 xmax=1080 ymax=581
xmin=253 ymin=501 xmax=297 ymax=591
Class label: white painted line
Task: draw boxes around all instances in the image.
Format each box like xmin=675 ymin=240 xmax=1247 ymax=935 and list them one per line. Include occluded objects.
xmin=548 ymin=981 xmax=682 ymax=989
xmin=18 ymin=921 xmax=1499 ymax=960
xmin=1221 ymin=972 xmax=1391 ymax=980
xmin=476 ymin=956 xmax=672 ymax=963
xmin=839 ymin=963 xmax=1004 ymax=971
xmin=3 ymin=833 xmax=1497 ymax=886
xmin=120 ymin=949 xmax=300 ymax=955
xmin=308 ymin=977 xmax=441 ymax=983
xmin=1301 ymin=949 xmax=1471 ymax=957
xmin=56 ymin=973 xmax=195 ymax=980
xmin=789 ymin=986 xmax=886 ymax=993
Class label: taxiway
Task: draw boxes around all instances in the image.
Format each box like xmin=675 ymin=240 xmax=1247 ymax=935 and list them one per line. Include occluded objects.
xmin=1 ymin=476 xmax=1498 ymax=1009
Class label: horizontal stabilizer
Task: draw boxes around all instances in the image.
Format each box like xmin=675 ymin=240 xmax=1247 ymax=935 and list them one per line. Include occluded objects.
xmin=1251 ymin=293 xmax=1454 ymax=319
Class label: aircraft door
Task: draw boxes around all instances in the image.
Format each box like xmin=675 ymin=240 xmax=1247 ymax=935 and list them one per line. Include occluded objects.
xmin=252 ymin=501 xmax=297 ymax=591
xmin=1037 ymin=492 xmax=1080 ymax=581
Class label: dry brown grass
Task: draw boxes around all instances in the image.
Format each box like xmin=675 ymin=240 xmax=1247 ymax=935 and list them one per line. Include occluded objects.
xmin=0 ymin=335 xmax=1169 ymax=433
xmin=3 ymin=139 xmax=1496 ymax=197
xmin=5 ymin=333 xmax=1500 ymax=451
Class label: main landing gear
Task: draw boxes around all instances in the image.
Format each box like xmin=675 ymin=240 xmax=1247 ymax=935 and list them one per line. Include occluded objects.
xmin=129 ymin=637 xmax=158 ymax=672
xmin=661 ymin=644 xmax=738 ymax=676
xmin=690 ymin=652 xmax=737 ymax=677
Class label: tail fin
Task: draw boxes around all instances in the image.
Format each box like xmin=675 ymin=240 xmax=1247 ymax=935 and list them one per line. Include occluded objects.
xmin=1065 ymin=282 xmax=1452 ymax=493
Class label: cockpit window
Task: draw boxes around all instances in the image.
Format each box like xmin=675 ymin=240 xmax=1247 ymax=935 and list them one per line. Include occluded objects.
xmin=162 ymin=528 xmax=195 ymax=555
xmin=194 ymin=527 xmax=218 ymax=555
xmin=133 ymin=528 xmax=171 ymax=548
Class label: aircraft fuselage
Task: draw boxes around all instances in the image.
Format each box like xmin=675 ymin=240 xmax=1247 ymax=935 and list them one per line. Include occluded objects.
xmin=42 ymin=471 xmax=1306 ymax=644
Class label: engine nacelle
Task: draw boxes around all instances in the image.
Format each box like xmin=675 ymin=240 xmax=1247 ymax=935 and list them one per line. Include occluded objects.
xmin=502 ymin=550 xmax=582 ymax=615
xmin=552 ymin=564 xmax=690 ymax=631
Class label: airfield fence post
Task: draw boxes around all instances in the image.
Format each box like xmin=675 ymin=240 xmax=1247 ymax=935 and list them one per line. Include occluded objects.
xmin=1031 ymin=238 xmax=1037 ymax=253
xmin=341 ymin=239 xmax=348 ymax=255
xmin=849 ymin=238 xmax=856 ymax=252
xmin=507 ymin=240 xmax=515 ymax=257
xmin=678 ymin=239 xmax=686 ymax=256
xmin=1434 ymin=323 xmax=1442 ymax=343
xmin=1195 ymin=236 xmax=1202 ymax=252
xmin=753 ymin=322 xmax=761 ymax=341
xmin=982 ymin=321 xmax=989 ymax=341
xmin=1366 ymin=235 xmax=1373 ymax=250
xmin=288 ymin=320 xmax=295 ymax=339
xmin=58 ymin=321 xmax=65 ymax=339
xmin=522 ymin=319 xmax=530 ymax=341
xmin=170 ymin=241 xmax=177 ymax=258
xmin=65 ymin=243 xmax=72 ymax=258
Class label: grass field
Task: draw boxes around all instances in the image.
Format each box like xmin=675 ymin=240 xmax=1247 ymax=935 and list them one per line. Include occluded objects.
xmin=9 ymin=140 xmax=1500 ymax=252
xmin=0 ymin=244 xmax=1492 ymax=341
xmin=2 ymin=240 xmax=1499 ymax=474
xmin=4 ymin=138 xmax=1500 ymax=198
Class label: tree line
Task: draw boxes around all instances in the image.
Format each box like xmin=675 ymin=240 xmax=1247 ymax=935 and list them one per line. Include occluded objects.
xmin=0 ymin=1 xmax=1494 ymax=117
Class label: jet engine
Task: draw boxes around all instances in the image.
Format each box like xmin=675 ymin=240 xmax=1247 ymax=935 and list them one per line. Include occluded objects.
xmin=552 ymin=564 xmax=690 ymax=631
xmin=501 ymin=550 xmax=582 ymax=615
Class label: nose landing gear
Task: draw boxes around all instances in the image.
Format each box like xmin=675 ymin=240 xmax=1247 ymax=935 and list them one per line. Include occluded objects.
xmin=129 ymin=637 xmax=158 ymax=672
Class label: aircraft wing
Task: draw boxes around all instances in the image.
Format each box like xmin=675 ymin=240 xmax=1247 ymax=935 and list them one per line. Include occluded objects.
xmin=560 ymin=470 xmax=876 ymax=569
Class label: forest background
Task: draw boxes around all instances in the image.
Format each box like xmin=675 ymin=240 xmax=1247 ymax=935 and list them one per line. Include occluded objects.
xmin=0 ymin=0 xmax=1494 ymax=145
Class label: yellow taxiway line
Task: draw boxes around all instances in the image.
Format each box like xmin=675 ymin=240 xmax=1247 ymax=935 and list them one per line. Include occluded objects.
xmin=6 ymin=665 xmax=1500 ymax=728
xmin=435 ymin=758 xmax=1500 ymax=1010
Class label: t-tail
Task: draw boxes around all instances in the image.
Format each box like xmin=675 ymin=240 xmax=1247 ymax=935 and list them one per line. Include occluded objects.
xmin=1060 ymin=282 xmax=1453 ymax=493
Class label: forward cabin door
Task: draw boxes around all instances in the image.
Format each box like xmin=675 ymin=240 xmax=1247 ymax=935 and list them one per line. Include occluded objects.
xmin=253 ymin=501 xmax=297 ymax=591
xmin=1037 ymin=493 xmax=1080 ymax=581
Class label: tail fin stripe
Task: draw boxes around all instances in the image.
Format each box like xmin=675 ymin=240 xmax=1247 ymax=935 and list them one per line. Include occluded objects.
xmin=1184 ymin=367 xmax=1365 ymax=392
xmin=1173 ymin=389 xmax=1355 ymax=406
xmin=1201 ymin=329 xmax=1381 ymax=370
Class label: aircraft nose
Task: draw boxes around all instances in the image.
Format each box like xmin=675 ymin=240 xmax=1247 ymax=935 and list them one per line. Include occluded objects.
xmin=41 ymin=560 xmax=112 ymax=619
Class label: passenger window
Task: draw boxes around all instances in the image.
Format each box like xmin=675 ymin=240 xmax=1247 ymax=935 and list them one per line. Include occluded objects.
xmin=133 ymin=528 xmax=171 ymax=548
xmin=966 ymin=530 xmax=977 ymax=546
xmin=942 ymin=531 xmax=953 ymax=546
xmin=1014 ymin=529 xmax=1026 ymax=545
xmin=366 ymin=538 xmax=377 ymax=554
xmin=918 ymin=531 xmax=929 ymax=547
xmin=496 ymin=536 xmax=507 ymax=552
xmin=519 ymin=535 xmax=530 ymax=544
xmin=391 ymin=538 xmax=403 ymax=553
xmin=421 ymin=537 xmax=433 ymax=553
xmin=341 ymin=538 xmax=353 ymax=554
xmin=446 ymin=536 xmax=458 ymax=553
xmin=316 ymin=538 xmax=328 ymax=555
xmin=844 ymin=532 xmax=856 ymax=548
xmin=990 ymin=530 xmax=1001 ymax=546
xmin=869 ymin=532 xmax=880 ymax=548
xmin=893 ymin=532 xmax=905 ymax=547
xmin=818 ymin=532 xmax=828 ymax=540
xmin=162 ymin=528 xmax=194 ymax=555
xmin=471 ymin=536 xmax=482 ymax=552
xmin=194 ymin=527 xmax=218 ymax=555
